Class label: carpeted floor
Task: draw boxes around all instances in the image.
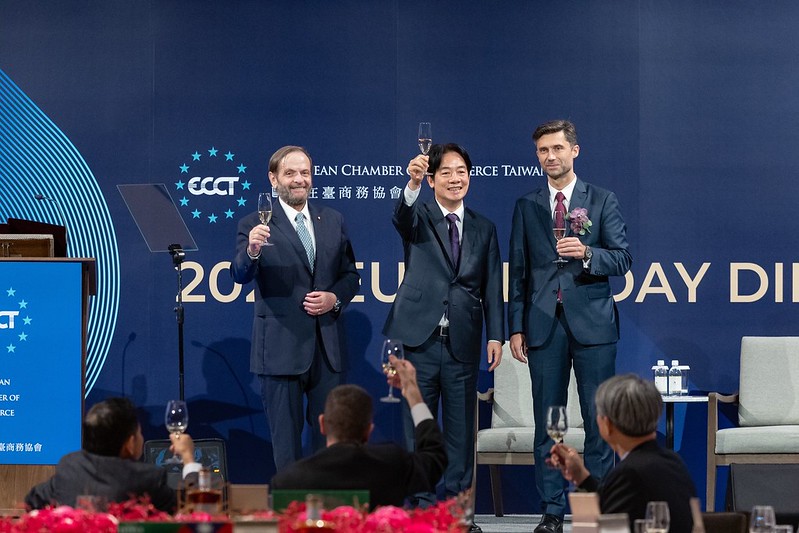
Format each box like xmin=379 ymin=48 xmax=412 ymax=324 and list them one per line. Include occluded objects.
xmin=474 ymin=514 xmax=574 ymax=533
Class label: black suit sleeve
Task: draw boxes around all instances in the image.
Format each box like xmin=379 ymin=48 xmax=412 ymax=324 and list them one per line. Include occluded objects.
xmin=403 ymin=418 xmax=448 ymax=494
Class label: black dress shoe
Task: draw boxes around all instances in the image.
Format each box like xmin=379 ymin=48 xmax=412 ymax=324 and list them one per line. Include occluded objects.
xmin=534 ymin=514 xmax=563 ymax=533
xmin=468 ymin=523 xmax=482 ymax=533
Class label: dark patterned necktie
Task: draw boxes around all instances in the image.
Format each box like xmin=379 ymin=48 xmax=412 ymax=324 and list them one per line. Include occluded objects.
xmin=446 ymin=213 xmax=460 ymax=268
xmin=295 ymin=212 xmax=315 ymax=272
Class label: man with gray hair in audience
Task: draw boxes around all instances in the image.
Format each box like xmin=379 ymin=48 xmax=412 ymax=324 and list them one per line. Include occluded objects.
xmin=548 ymin=374 xmax=697 ymax=533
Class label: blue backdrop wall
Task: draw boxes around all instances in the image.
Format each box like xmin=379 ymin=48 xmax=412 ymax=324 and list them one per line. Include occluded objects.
xmin=2 ymin=0 xmax=799 ymax=514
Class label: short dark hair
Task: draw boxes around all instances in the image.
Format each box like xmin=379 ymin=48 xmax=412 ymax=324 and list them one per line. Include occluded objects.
xmin=532 ymin=120 xmax=577 ymax=146
xmin=83 ymin=397 xmax=140 ymax=456
xmin=426 ymin=143 xmax=472 ymax=176
xmin=594 ymin=374 xmax=663 ymax=437
xmin=324 ymin=385 xmax=373 ymax=442
xmin=268 ymin=145 xmax=313 ymax=175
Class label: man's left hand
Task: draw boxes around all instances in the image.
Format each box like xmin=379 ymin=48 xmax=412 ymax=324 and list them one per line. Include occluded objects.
xmin=303 ymin=291 xmax=337 ymax=316
xmin=486 ymin=341 xmax=502 ymax=371
xmin=556 ymin=237 xmax=587 ymax=259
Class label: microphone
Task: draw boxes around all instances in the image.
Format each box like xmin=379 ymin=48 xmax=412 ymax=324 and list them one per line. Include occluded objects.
xmin=33 ymin=192 xmax=69 ymax=255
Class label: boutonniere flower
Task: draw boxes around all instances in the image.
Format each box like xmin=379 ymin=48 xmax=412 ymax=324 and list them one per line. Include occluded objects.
xmin=566 ymin=207 xmax=592 ymax=235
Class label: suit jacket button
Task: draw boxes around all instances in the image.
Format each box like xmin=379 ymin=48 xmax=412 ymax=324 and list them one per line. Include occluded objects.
xmin=443 ymin=300 xmax=448 ymax=305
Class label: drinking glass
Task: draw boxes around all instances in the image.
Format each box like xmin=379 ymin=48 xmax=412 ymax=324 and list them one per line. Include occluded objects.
xmin=379 ymin=338 xmax=404 ymax=403
xmin=165 ymin=399 xmax=189 ymax=437
xmin=546 ymin=405 xmax=568 ymax=444
xmin=645 ymin=501 xmax=670 ymax=533
xmin=257 ymin=192 xmax=274 ymax=246
xmin=552 ymin=225 xmax=568 ymax=264
xmin=750 ymin=505 xmax=776 ymax=533
xmin=418 ymin=122 xmax=432 ymax=156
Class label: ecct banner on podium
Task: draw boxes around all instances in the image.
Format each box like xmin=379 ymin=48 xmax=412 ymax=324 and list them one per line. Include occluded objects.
xmin=0 ymin=261 xmax=83 ymax=464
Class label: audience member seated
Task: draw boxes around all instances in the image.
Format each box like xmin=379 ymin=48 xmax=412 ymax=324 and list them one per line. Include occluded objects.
xmin=271 ymin=355 xmax=447 ymax=509
xmin=26 ymin=397 xmax=201 ymax=512
xmin=548 ymin=374 xmax=697 ymax=533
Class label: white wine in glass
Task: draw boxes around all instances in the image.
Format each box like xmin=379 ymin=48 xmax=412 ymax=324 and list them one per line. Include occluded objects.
xmin=380 ymin=338 xmax=404 ymax=403
xmin=546 ymin=405 xmax=568 ymax=444
xmin=165 ymin=399 xmax=188 ymax=436
xmin=553 ymin=225 xmax=568 ymax=264
xmin=644 ymin=501 xmax=670 ymax=533
xmin=257 ymin=192 xmax=274 ymax=247
xmin=418 ymin=122 xmax=432 ymax=156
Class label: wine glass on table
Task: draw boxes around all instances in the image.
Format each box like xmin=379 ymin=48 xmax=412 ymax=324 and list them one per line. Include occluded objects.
xmin=418 ymin=122 xmax=432 ymax=176
xmin=644 ymin=501 xmax=670 ymax=533
xmin=257 ymin=192 xmax=274 ymax=247
xmin=750 ymin=505 xmax=776 ymax=533
xmin=380 ymin=338 xmax=405 ymax=403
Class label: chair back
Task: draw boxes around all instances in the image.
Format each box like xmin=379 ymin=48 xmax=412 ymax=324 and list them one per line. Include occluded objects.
xmin=491 ymin=346 xmax=584 ymax=430
xmin=739 ymin=337 xmax=799 ymax=426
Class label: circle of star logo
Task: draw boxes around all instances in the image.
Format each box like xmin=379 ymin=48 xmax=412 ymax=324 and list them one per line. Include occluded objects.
xmin=3 ymin=286 xmax=34 ymax=355
xmin=173 ymin=146 xmax=252 ymax=229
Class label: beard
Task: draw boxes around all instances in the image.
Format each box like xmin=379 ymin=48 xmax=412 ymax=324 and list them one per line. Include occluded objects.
xmin=276 ymin=184 xmax=308 ymax=207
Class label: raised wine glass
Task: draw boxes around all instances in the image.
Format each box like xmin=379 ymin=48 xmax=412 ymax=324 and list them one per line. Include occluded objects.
xmin=418 ymin=122 xmax=432 ymax=177
xmin=257 ymin=192 xmax=274 ymax=246
xmin=165 ymin=399 xmax=188 ymax=437
xmin=418 ymin=122 xmax=432 ymax=156
xmin=380 ymin=338 xmax=405 ymax=403
xmin=546 ymin=405 xmax=568 ymax=444
xmin=644 ymin=501 xmax=671 ymax=533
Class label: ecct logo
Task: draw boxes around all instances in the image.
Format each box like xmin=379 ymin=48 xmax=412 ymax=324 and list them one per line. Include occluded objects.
xmin=188 ymin=176 xmax=239 ymax=196
xmin=0 ymin=311 xmax=19 ymax=329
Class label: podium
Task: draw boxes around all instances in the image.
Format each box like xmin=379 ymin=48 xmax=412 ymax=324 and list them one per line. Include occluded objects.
xmin=0 ymin=258 xmax=96 ymax=511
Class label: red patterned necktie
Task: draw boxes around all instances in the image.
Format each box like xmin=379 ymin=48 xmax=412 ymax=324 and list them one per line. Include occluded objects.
xmin=554 ymin=192 xmax=566 ymax=302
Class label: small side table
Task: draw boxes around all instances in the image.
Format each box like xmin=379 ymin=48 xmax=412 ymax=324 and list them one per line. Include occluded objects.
xmin=662 ymin=394 xmax=708 ymax=449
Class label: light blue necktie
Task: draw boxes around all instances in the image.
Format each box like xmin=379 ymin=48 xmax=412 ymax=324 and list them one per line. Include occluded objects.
xmin=295 ymin=212 xmax=315 ymax=271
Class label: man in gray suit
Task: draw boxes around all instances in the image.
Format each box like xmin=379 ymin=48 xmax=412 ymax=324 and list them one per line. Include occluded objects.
xmin=383 ymin=143 xmax=504 ymax=512
xmin=232 ymin=145 xmax=360 ymax=471
xmin=508 ymin=120 xmax=632 ymax=533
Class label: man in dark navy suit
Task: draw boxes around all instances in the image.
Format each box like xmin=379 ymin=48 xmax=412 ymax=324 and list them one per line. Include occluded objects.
xmin=383 ymin=143 xmax=504 ymax=514
xmin=508 ymin=120 xmax=632 ymax=533
xmin=232 ymin=146 xmax=359 ymax=471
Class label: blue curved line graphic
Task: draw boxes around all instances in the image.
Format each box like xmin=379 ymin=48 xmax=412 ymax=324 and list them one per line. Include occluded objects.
xmin=0 ymin=68 xmax=120 ymax=396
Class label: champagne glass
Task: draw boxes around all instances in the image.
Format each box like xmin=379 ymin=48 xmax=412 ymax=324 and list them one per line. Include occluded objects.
xmin=552 ymin=224 xmax=568 ymax=264
xmin=546 ymin=405 xmax=568 ymax=444
xmin=418 ymin=122 xmax=432 ymax=178
xmin=418 ymin=122 xmax=432 ymax=156
xmin=257 ymin=192 xmax=274 ymax=246
xmin=645 ymin=501 xmax=670 ymax=533
xmin=379 ymin=338 xmax=404 ymax=403
xmin=165 ymin=399 xmax=189 ymax=437
xmin=750 ymin=505 xmax=776 ymax=533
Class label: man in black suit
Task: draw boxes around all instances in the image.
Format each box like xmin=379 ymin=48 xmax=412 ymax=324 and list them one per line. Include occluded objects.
xmin=382 ymin=144 xmax=504 ymax=507
xmin=231 ymin=146 xmax=360 ymax=471
xmin=270 ymin=356 xmax=447 ymax=509
xmin=548 ymin=374 xmax=697 ymax=533
xmin=25 ymin=397 xmax=200 ymax=512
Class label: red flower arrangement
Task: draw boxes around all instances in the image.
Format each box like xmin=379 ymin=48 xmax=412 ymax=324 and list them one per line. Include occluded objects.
xmin=0 ymin=496 xmax=467 ymax=533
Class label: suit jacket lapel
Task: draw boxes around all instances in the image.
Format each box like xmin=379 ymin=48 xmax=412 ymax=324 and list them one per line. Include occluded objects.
xmin=459 ymin=209 xmax=477 ymax=275
xmin=535 ymin=187 xmax=557 ymax=248
xmin=272 ymin=204 xmax=313 ymax=273
xmin=424 ymin=201 xmax=457 ymax=272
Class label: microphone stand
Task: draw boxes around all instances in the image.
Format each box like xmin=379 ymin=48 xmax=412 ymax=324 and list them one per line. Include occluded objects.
xmin=168 ymin=244 xmax=186 ymax=401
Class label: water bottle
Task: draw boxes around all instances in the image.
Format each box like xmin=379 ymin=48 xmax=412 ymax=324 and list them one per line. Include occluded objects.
xmin=668 ymin=359 xmax=682 ymax=395
xmin=652 ymin=359 xmax=669 ymax=394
